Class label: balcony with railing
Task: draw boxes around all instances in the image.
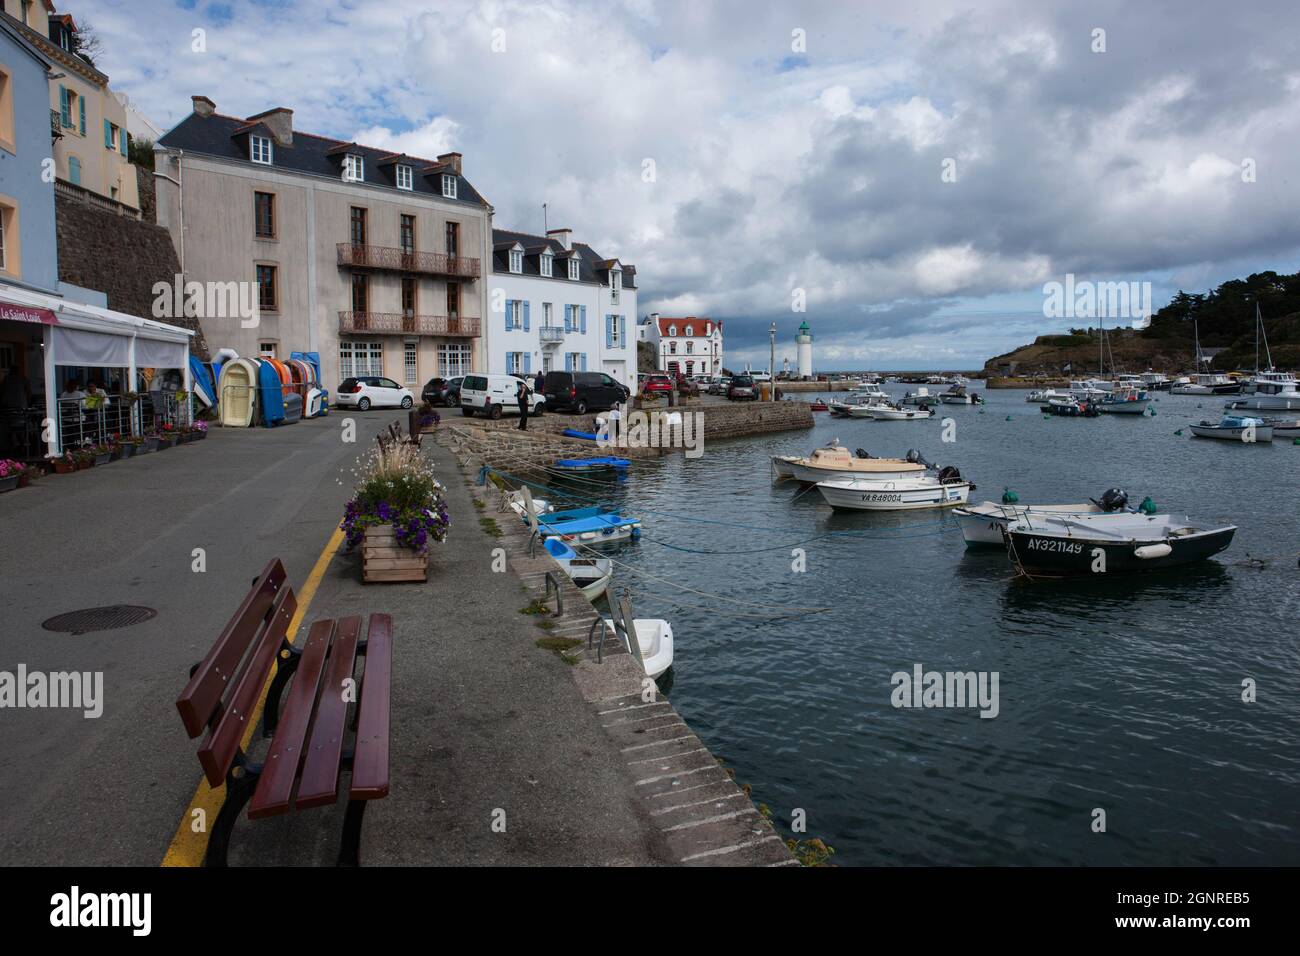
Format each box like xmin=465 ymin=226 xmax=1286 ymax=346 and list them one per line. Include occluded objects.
xmin=336 ymin=243 xmax=481 ymax=279
xmin=338 ymin=311 xmax=481 ymax=337
xmin=50 ymin=109 xmax=63 ymax=140
xmin=538 ymin=326 xmax=565 ymax=346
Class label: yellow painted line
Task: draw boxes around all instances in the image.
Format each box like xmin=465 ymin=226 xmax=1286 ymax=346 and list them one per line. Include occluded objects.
xmin=161 ymin=526 xmax=346 ymax=867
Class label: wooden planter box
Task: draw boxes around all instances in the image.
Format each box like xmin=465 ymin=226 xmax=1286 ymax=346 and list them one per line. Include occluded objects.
xmin=362 ymin=524 xmax=428 ymax=583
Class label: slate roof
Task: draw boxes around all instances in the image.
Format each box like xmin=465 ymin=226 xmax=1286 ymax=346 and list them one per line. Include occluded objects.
xmin=158 ymin=110 xmax=490 ymax=208
xmin=490 ymin=228 xmax=637 ymax=289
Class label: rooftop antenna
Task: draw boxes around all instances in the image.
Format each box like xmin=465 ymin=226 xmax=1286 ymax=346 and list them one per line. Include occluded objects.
xmin=543 ymin=202 xmax=548 ymax=234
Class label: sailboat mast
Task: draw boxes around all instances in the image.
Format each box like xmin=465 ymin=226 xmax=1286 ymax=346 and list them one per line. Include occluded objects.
xmin=1258 ymin=303 xmax=1274 ymax=371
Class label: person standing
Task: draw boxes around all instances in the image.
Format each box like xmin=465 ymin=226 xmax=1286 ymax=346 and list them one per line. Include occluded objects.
xmin=516 ymin=379 xmax=530 ymax=430
xmin=534 ymin=370 xmax=545 ymax=394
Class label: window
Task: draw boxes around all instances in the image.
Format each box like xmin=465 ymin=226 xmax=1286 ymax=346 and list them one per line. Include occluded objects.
xmin=403 ymin=342 xmax=418 ymax=384
xmin=0 ymin=206 xmax=8 ymax=273
xmin=340 ymin=341 xmax=384 ymax=379
xmin=669 ymin=325 xmax=676 ymax=337
xmin=507 ymin=352 xmax=523 ymax=375
xmin=686 ymin=342 xmax=694 ymax=354
xmin=445 ymin=221 xmax=459 ymax=257
xmin=567 ymin=257 xmax=579 ymax=280
xmin=254 ymin=192 xmax=275 ymax=238
xmin=396 ymin=164 xmax=413 ymax=190
xmin=401 ymin=276 xmax=417 ymax=317
xmin=344 ymin=154 xmax=364 ymax=182
xmin=507 ymin=300 xmax=521 ymax=330
xmin=540 ymin=253 xmax=552 ymax=278
xmin=685 ymin=325 xmax=693 ymax=336
xmin=58 ymin=86 xmax=83 ymax=134
xmin=441 ymin=174 xmax=457 ymax=199
xmin=608 ymin=314 xmax=622 ymax=348
xmin=669 ymin=342 xmax=677 ymax=354
xmin=400 ymin=214 xmax=415 ymax=254
xmin=351 ymin=273 xmax=368 ymax=313
xmin=68 ymin=155 xmax=81 ymax=185
xmin=258 ymin=342 xmax=276 ymax=358
xmin=350 ymin=206 xmax=367 ymax=246
xmin=611 ymin=269 xmax=621 ymax=303
xmin=509 ymin=248 xmax=522 ymax=273
xmin=543 ymin=302 xmax=553 ymax=326
xmin=0 ymin=67 xmax=15 ymax=153
xmin=438 ymin=343 xmax=471 ymax=377
xmin=250 ymin=134 xmax=272 ymax=165
xmin=104 ymin=120 xmax=120 ymax=151
xmin=256 ymin=264 xmax=277 ymax=311
xmin=446 ymin=282 xmax=459 ymax=316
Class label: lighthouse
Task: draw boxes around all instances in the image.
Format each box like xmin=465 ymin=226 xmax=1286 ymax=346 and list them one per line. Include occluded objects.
xmin=796 ymin=320 xmax=813 ymax=379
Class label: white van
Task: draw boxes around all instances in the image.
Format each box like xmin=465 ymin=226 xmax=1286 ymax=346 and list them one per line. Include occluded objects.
xmin=460 ymin=374 xmax=545 ymax=419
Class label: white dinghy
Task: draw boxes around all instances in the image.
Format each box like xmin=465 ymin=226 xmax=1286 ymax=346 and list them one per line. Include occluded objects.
xmin=602 ymin=591 xmax=673 ymax=679
xmin=869 ymin=405 xmax=933 ymax=421
xmin=816 ymin=467 xmax=973 ymax=511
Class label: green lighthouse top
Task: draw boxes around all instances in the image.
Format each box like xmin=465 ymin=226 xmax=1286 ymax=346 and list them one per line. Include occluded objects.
xmin=797 ymin=320 xmax=810 ymax=333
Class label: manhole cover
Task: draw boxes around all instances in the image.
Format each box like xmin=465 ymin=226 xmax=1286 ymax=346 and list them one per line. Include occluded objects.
xmin=41 ymin=605 xmax=157 ymax=635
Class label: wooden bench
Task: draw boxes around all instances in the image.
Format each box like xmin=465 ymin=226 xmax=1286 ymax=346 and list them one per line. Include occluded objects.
xmin=175 ymin=558 xmax=392 ymax=866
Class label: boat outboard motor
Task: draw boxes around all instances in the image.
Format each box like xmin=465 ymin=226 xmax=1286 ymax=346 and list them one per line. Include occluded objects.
xmin=855 ymin=448 xmax=872 ymax=459
xmin=1097 ymin=488 xmax=1129 ymax=512
xmin=937 ymin=465 xmax=962 ymax=484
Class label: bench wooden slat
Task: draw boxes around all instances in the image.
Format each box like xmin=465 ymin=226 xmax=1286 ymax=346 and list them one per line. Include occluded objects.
xmin=294 ymin=615 xmax=361 ymax=809
xmin=350 ymin=614 xmax=392 ymax=801
xmin=197 ymin=586 xmax=297 ymax=787
xmin=247 ymin=618 xmax=335 ymax=820
xmin=177 ymin=558 xmax=287 ymax=738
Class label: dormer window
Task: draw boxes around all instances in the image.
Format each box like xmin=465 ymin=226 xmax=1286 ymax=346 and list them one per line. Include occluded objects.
xmin=685 ymin=325 xmax=693 ymax=337
xmin=250 ymin=135 xmax=273 ymax=165
xmin=567 ymin=258 xmax=579 ymax=281
xmin=540 ymin=253 xmax=553 ymax=278
xmin=509 ymin=249 xmax=523 ymax=273
xmin=396 ymin=164 xmax=413 ymax=190
xmin=706 ymin=323 xmax=712 ymax=334
xmin=441 ymin=174 xmax=457 ymax=199
xmin=344 ymin=154 xmax=364 ymax=182
xmin=669 ymin=326 xmax=677 ymax=337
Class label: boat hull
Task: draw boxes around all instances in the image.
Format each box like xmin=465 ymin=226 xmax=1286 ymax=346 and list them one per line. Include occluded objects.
xmin=1189 ymin=424 xmax=1273 ymax=442
xmin=869 ymin=407 xmax=932 ymax=420
xmin=1224 ymin=395 xmax=1300 ymax=412
xmin=1006 ymin=526 xmax=1236 ymax=575
xmin=818 ymin=480 xmax=971 ymax=511
xmin=1098 ymin=401 xmax=1149 ymax=415
xmin=783 ymin=460 xmax=927 ymax=484
xmin=954 ymin=503 xmax=1109 ymax=546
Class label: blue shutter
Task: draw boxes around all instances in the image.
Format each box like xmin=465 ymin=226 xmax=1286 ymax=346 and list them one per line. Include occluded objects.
xmin=523 ymin=301 xmax=530 ymax=331
xmin=121 ymin=131 xmax=129 ymax=157
xmin=104 ymin=119 xmax=112 ymax=149
xmin=579 ymin=306 xmax=587 ymax=334
xmin=619 ymin=315 xmax=626 ymax=348
xmin=580 ymin=353 xmax=587 ymax=371
xmin=59 ymin=86 xmax=70 ymax=126
xmin=523 ymin=352 xmax=531 ymax=375
xmin=564 ymin=304 xmax=572 ymax=332
xmin=565 ymin=353 xmax=572 ymax=372
xmin=605 ymin=315 xmax=613 ymax=349
xmin=79 ymin=96 xmax=85 ymax=135
xmin=504 ymin=300 xmax=512 ymax=331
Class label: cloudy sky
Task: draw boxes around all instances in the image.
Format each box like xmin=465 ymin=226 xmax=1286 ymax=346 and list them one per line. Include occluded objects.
xmin=70 ymin=0 xmax=1300 ymax=369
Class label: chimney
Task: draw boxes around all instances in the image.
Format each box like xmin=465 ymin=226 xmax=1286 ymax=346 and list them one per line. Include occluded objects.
xmin=437 ymin=152 xmax=462 ymax=175
xmin=546 ymin=227 xmax=572 ymax=251
xmin=246 ymin=107 xmax=294 ymax=147
xmin=192 ymin=95 xmax=216 ymax=117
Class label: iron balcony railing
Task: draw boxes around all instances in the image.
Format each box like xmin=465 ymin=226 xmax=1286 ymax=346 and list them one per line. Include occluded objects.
xmin=538 ymin=326 xmax=565 ymax=345
xmin=336 ymin=242 xmax=481 ymax=278
xmin=50 ymin=109 xmax=63 ymax=140
xmin=338 ymin=311 xmax=481 ymax=337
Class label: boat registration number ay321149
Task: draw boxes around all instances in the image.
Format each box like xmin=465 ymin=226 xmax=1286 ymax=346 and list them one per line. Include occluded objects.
xmin=858 ymin=493 xmax=904 ymax=503
xmin=1025 ymin=538 xmax=1084 ymax=554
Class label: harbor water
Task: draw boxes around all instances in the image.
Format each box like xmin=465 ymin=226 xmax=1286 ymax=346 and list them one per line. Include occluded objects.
xmin=545 ymin=385 xmax=1300 ymax=865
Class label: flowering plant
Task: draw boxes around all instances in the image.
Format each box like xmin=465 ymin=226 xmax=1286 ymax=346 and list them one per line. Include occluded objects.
xmin=0 ymin=459 xmax=23 ymax=478
xmin=340 ymin=442 xmax=449 ymax=554
xmin=190 ymin=420 xmax=208 ymax=433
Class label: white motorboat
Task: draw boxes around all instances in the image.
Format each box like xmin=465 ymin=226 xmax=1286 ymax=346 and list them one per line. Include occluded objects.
xmin=602 ymin=616 xmax=674 ymax=678
xmin=816 ymin=468 xmax=972 ymax=511
xmin=868 ymin=405 xmax=933 ymax=420
xmin=1263 ymin=417 xmax=1300 ymax=438
xmin=1172 ymin=373 xmax=1240 ymax=395
xmin=1224 ymin=376 xmax=1300 ymax=412
xmin=772 ymin=440 xmax=930 ymax=484
xmin=1189 ymin=415 xmax=1273 ymax=442
xmin=953 ymin=488 xmax=1136 ymax=546
xmin=844 ymin=401 xmax=893 ymax=418
xmin=1139 ymin=370 xmax=1172 ymax=390
xmin=1097 ymin=387 xmax=1150 ymax=415
xmin=900 ymin=387 xmax=940 ymax=406
xmin=1069 ymin=380 xmax=1109 ymax=401
xmin=544 ymin=538 xmax=613 ymax=602
xmin=1026 ymin=388 xmax=1068 ymax=404
xmin=1004 ymin=512 xmax=1236 ymax=576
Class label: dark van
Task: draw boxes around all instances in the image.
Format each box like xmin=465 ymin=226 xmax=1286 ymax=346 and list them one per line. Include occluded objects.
xmin=543 ymin=371 xmax=629 ymax=414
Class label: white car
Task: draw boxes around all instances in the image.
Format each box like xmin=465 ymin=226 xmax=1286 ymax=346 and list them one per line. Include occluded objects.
xmin=335 ymin=375 xmax=415 ymax=410
xmin=460 ymin=373 xmax=545 ymax=419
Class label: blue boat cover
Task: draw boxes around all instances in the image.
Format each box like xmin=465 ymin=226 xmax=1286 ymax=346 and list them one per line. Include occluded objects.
xmin=555 ymin=457 xmax=630 ymax=469
xmin=188 ymin=354 xmax=217 ymax=407
xmin=562 ymin=428 xmax=602 ymax=441
xmin=257 ymin=360 xmax=285 ymax=426
xmin=538 ymin=513 xmax=638 ymax=536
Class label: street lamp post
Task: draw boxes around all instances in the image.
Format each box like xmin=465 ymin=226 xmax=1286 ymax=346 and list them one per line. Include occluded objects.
xmin=769 ymin=322 xmax=776 ymax=400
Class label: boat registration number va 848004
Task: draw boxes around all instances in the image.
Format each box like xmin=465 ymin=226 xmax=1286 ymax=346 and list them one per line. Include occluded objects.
xmin=1025 ymin=538 xmax=1084 ymax=554
xmin=858 ymin=493 xmax=904 ymax=503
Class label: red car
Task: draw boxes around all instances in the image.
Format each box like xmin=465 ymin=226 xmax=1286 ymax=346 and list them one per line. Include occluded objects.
xmin=641 ymin=374 xmax=674 ymax=395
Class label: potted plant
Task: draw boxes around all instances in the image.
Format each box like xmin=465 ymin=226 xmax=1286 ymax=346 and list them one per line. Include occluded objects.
xmin=418 ymin=403 xmax=441 ymax=431
xmin=18 ymin=463 xmax=41 ymax=487
xmin=137 ymin=432 xmax=159 ymax=454
xmin=190 ymin=420 xmax=209 ymax=441
xmin=74 ymin=448 xmax=94 ymax=470
xmin=117 ymin=435 xmax=138 ymax=459
xmin=52 ymin=450 xmax=76 ymax=474
xmin=0 ymin=458 xmax=22 ymax=493
xmin=341 ymin=442 xmax=450 ymax=583
xmin=156 ymin=424 xmax=180 ymax=448
xmin=90 ymin=443 xmax=114 ymax=466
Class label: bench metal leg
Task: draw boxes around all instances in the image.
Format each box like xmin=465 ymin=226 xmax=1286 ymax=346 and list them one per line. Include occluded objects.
xmin=205 ymin=761 xmax=260 ymax=868
xmin=338 ymin=799 xmax=367 ymax=867
xmin=262 ymin=643 xmax=302 ymax=737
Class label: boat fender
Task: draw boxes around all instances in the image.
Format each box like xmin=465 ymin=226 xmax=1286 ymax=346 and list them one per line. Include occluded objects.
xmin=1138 ymin=496 xmax=1157 ymax=515
xmin=1134 ymin=543 xmax=1173 ymax=560
xmin=1001 ymin=488 xmax=1019 ymax=504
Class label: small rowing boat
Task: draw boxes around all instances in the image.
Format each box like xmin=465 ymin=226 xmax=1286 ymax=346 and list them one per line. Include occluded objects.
xmin=555 ymin=456 xmax=631 ymax=471
xmin=816 ymin=467 xmax=972 ymax=511
xmin=772 ymin=440 xmax=930 ymax=483
xmin=544 ymin=537 xmax=613 ymax=601
xmin=1189 ymin=415 xmax=1273 ymax=442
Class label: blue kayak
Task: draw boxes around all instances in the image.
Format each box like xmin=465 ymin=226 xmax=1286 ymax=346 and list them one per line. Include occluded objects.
xmin=555 ymin=457 xmax=629 ymax=470
xmin=562 ymin=428 xmax=602 ymax=441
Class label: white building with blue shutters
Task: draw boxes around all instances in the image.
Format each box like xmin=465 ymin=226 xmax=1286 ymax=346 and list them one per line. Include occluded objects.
xmin=486 ymin=227 xmax=636 ymax=392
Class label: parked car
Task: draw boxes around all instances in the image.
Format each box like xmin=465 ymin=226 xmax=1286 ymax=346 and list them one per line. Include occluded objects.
xmin=336 ymin=376 xmax=415 ymax=410
xmin=675 ymin=375 xmax=700 ymax=397
xmin=543 ymin=370 xmax=629 ymax=414
xmin=727 ymin=375 xmax=758 ymax=401
xmin=421 ymin=376 xmax=463 ymax=407
xmin=460 ymin=374 xmax=545 ymax=418
xmin=641 ymin=373 xmax=674 ymax=397
xmin=705 ymin=376 xmax=730 ymax=395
